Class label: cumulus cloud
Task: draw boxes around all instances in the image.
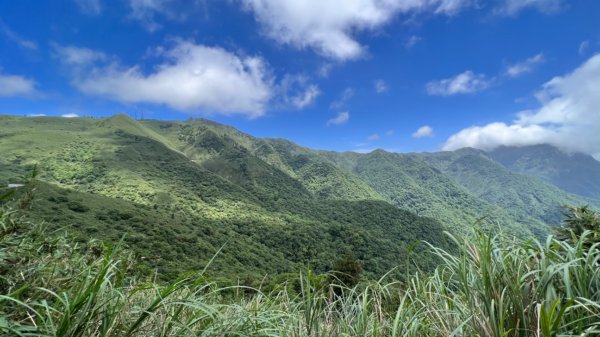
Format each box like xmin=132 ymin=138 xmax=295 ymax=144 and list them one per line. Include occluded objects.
xmin=240 ymin=0 xmax=473 ymax=60
xmin=61 ymin=113 xmax=80 ymax=118
xmin=494 ymin=0 xmax=563 ymax=16
xmin=385 ymin=130 xmax=395 ymax=136
xmin=327 ymin=111 xmax=349 ymax=126
xmin=505 ymin=53 xmax=544 ymax=78
xmin=367 ymin=133 xmax=380 ymax=141
xmin=75 ymin=0 xmax=102 ymax=15
xmin=426 ymin=70 xmax=492 ymax=96
xmin=65 ymin=41 xmax=273 ymax=117
xmin=278 ymin=75 xmax=320 ymax=109
xmin=412 ymin=125 xmax=434 ymax=138
xmin=374 ymin=79 xmax=388 ymax=93
xmin=0 ymin=73 xmax=37 ymax=97
xmin=444 ymin=54 xmax=600 ymax=159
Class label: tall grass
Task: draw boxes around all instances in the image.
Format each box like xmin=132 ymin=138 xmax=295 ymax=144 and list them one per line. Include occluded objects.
xmin=1 ymin=192 xmax=599 ymax=336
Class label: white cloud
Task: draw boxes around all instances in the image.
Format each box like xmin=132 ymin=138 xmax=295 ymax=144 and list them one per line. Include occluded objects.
xmin=27 ymin=114 xmax=47 ymax=117
xmin=61 ymin=113 xmax=80 ymax=118
xmin=444 ymin=54 xmax=600 ymax=159
xmin=0 ymin=23 xmax=37 ymax=50
xmin=426 ymin=70 xmax=492 ymax=96
xmin=240 ymin=0 xmax=473 ymax=60
xmin=579 ymin=41 xmax=590 ymax=56
xmin=75 ymin=0 xmax=102 ymax=15
xmin=52 ymin=44 xmax=108 ymax=66
xmin=385 ymin=130 xmax=395 ymax=136
xmin=0 ymin=73 xmax=37 ymax=97
xmin=405 ymin=35 xmax=421 ymax=49
xmin=327 ymin=111 xmax=349 ymax=126
xmin=494 ymin=0 xmax=563 ymax=16
xmin=291 ymin=85 xmax=320 ymax=109
xmin=67 ymin=41 xmax=273 ymax=118
xmin=374 ymin=79 xmax=388 ymax=93
xmin=128 ymin=0 xmax=173 ymax=32
xmin=412 ymin=125 xmax=434 ymax=138
xmin=330 ymin=88 xmax=354 ymax=110
xmin=278 ymin=75 xmax=320 ymax=109
xmin=367 ymin=133 xmax=380 ymax=141
xmin=505 ymin=53 xmax=544 ymax=78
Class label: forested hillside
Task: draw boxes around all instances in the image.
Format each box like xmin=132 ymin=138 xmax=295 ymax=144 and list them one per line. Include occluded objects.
xmin=489 ymin=144 xmax=600 ymax=202
xmin=0 ymin=114 xmax=595 ymax=281
xmin=0 ymin=115 xmax=449 ymax=281
xmin=413 ymin=148 xmax=592 ymax=236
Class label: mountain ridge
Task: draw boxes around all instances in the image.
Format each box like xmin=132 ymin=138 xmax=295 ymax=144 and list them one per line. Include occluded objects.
xmin=1 ymin=114 xmax=596 ymax=280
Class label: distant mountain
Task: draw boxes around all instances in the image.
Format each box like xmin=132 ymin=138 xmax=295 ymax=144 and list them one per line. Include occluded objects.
xmin=413 ymin=148 xmax=591 ymax=237
xmin=1 ymin=115 xmax=593 ymax=281
xmin=321 ymin=148 xmax=592 ymax=237
xmin=320 ymin=149 xmax=535 ymax=235
xmin=488 ymin=144 xmax=600 ymax=202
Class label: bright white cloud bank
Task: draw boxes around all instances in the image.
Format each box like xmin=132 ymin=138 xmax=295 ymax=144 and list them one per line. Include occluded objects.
xmin=426 ymin=71 xmax=492 ymax=96
xmin=444 ymin=54 xmax=600 ymax=159
xmin=69 ymin=41 xmax=274 ymax=117
xmin=240 ymin=0 xmax=472 ymax=60
xmin=0 ymin=73 xmax=37 ymax=97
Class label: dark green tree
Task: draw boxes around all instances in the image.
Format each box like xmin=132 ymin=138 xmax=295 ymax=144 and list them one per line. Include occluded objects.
xmin=556 ymin=206 xmax=600 ymax=249
xmin=330 ymin=254 xmax=363 ymax=288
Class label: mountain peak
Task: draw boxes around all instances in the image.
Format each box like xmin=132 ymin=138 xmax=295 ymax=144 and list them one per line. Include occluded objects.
xmin=489 ymin=143 xmax=600 ymax=200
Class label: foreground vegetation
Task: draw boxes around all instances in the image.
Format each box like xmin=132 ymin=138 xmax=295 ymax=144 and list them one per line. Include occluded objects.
xmin=1 ymin=184 xmax=599 ymax=336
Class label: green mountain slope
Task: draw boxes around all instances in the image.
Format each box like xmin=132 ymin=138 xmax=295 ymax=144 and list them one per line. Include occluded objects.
xmin=414 ymin=148 xmax=593 ymax=236
xmin=140 ymin=119 xmax=383 ymax=201
xmin=0 ymin=115 xmax=450 ymax=281
xmin=489 ymin=144 xmax=600 ymax=202
xmin=320 ymin=150 xmax=537 ymax=235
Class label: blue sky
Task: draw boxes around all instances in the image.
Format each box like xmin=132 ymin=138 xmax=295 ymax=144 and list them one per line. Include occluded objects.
xmin=0 ymin=0 xmax=599 ymax=155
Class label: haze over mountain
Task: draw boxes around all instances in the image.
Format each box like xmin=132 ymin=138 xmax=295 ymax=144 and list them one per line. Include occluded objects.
xmin=489 ymin=144 xmax=600 ymax=202
xmin=1 ymin=114 xmax=596 ymax=280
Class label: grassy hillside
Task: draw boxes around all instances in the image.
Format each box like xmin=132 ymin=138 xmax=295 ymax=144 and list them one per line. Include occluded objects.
xmin=0 ymin=115 xmax=450 ymax=281
xmin=2 ymin=190 xmax=599 ymax=336
xmin=489 ymin=144 xmax=600 ymax=202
